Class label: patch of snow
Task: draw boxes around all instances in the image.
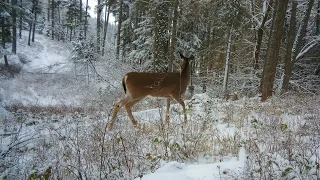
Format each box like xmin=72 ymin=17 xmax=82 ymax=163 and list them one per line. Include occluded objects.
xmin=137 ymin=148 xmax=246 ymax=180
xmin=0 ymin=104 xmax=12 ymax=119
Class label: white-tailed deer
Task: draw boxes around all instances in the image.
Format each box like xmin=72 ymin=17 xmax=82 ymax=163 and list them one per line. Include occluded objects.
xmin=108 ymin=53 xmax=193 ymax=130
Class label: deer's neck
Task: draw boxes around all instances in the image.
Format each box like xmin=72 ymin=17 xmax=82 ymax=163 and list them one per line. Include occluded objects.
xmin=180 ymin=62 xmax=191 ymax=79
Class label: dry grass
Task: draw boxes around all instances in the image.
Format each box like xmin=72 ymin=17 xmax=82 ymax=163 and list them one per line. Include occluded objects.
xmin=1 ymin=93 xmax=319 ymax=179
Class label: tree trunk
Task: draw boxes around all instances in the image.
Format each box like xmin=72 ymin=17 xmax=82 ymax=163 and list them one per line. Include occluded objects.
xmin=116 ymin=0 xmax=123 ymax=60
xmin=96 ymin=0 xmax=102 ymax=53
xmin=19 ymin=0 xmax=22 ymax=39
xmin=168 ymin=0 xmax=178 ymax=72
xmin=223 ymin=25 xmax=233 ymax=95
xmin=316 ymin=0 xmax=320 ymax=35
xmin=47 ymin=0 xmax=50 ymax=21
xmin=57 ymin=4 xmax=61 ymax=41
xmin=292 ymin=0 xmax=315 ymax=55
xmin=281 ymin=0 xmax=315 ymax=93
xmin=166 ymin=0 xmax=179 ymax=124
xmin=153 ymin=0 xmax=169 ymax=71
xmin=254 ymin=0 xmax=273 ymax=70
xmin=84 ymin=0 xmax=88 ymax=39
xmin=1 ymin=17 xmax=5 ymax=49
xmin=12 ymin=0 xmax=17 ymax=54
xmin=28 ymin=23 xmax=32 ymax=46
xmin=70 ymin=26 xmax=72 ymax=41
xmin=2 ymin=16 xmax=9 ymax=67
xmin=251 ymin=0 xmax=256 ymax=67
xmin=57 ymin=3 xmax=60 ymax=23
xmin=28 ymin=0 xmax=35 ymax=46
xmin=281 ymin=0 xmax=297 ymax=93
xmin=51 ymin=0 xmax=54 ymax=40
xmin=4 ymin=55 xmax=9 ymax=67
xmin=32 ymin=0 xmax=38 ymax=42
xmin=79 ymin=0 xmax=82 ymax=39
xmin=260 ymin=0 xmax=289 ymax=101
xmin=102 ymin=3 xmax=111 ymax=56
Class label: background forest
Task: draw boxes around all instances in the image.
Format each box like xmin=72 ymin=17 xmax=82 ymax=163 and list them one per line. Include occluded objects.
xmin=0 ymin=0 xmax=320 ymax=179
xmin=1 ymin=0 xmax=320 ymax=98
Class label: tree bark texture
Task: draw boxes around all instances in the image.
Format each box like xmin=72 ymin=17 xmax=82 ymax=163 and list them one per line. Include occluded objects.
xmin=11 ymin=0 xmax=17 ymax=54
xmin=102 ymin=3 xmax=111 ymax=56
xmin=223 ymin=26 xmax=233 ymax=95
xmin=166 ymin=0 xmax=179 ymax=124
xmin=254 ymin=0 xmax=273 ymax=70
xmin=261 ymin=0 xmax=289 ymax=101
xmin=316 ymin=0 xmax=320 ymax=35
xmin=79 ymin=0 xmax=82 ymax=39
xmin=116 ymin=0 xmax=123 ymax=59
xmin=281 ymin=0 xmax=315 ymax=93
xmin=19 ymin=0 xmax=22 ymax=39
xmin=32 ymin=0 xmax=38 ymax=43
xmin=153 ymin=0 xmax=169 ymax=71
xmin=28 ymin=0 xmax=35 ymax=46
xmin=84 ymin=0 xmax=88 ymax=39
xmin=281 ymin=0 xmax=297 ymax=93
xmin=51 ymin=0 xmax=55 ymax=40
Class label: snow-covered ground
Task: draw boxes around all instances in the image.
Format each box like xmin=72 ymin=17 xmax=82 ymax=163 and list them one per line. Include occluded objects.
xmin=136 ymin=148 xmax=246 ymax=180
xmin=0 ymin=32 xmax=319 ymax=179
xmin=15 ymin=31 xmax=72 ymax=73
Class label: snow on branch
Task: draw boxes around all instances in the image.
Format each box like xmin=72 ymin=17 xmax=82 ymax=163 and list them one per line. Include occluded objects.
xmin=295 ymin=39 xmax=320 ymax=61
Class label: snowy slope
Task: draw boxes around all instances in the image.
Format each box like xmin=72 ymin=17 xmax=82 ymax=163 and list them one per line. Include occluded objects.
xmin=17 ymin=31 xmax=72 ymax=73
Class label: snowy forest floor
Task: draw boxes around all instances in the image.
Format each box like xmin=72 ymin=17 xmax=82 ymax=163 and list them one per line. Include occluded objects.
xmin=0 ymin=32 xmax=319 ymax=179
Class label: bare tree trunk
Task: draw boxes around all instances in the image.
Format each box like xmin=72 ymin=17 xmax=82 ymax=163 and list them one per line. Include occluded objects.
xmin=47 ymin=0 xmax=50 ymax=21
xmin=1 ymin=18 xmax=5 ymax=49
xmin=116 ymin=0 xmax=123 ymax=60
xmin=70 ymin=26 xmax=72 ymax=41
xmin=79 ymin=0 xmax=82 ymax=39
xmin=51 ymin=0 xmax=54 ymax=40
xmin=254 ymin=0 xmax=273 ymax=70
xmin=223 ymin=25 xmax=233 ymax=95
xmin=1 ymin=17 xmax=9 ymax=67
xmin=261 ymin=0 xmax=289 ymax=101
xmin=84 ymin=0 xmax=88 ymax=39
xmin=251 ymin=0 xmax=256 ymax=66
xmin=73 ymin=16 xmax=76 ymax=38
xmin=281 ymin=0 xmax=297 ymax=93
xmin=281 ymin=0 xmax=315 ymax=93
xmin=12 ymin=0 xmax=17 ymax=54
xmin=102 ymin=3 xmax=111 ymax=56
xmin=4 ymin=55 xmax=9 ymax=67
xmin=28 ymin=23 xmax=32 ymax=46
xmin=57 ymin=3 xmax=61 ymax=41
xmin=259 ymin=0 xmax=277 ymax=93
xmin=57 ymin=3 xmax=60 ymax=23
xmin=96 ymin=0 xmax=102 ymax=53
xmin=32 ymin=0 xmax=38 ymax=42
xmin=168 ymin=0 xmax=178 ymax=73
xmin=153 ymin=1 xmax=169 ymax=71
xmin=28 ymin=0 xmax=35 ymax=46
xmin=19 ymin=0 xmax=22 ymax=39
xmin=166 ymin=0 xmax=179 ymax=124
xmin=316 ymin=0 xmax=320 ymax=35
